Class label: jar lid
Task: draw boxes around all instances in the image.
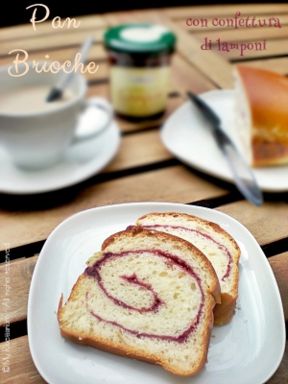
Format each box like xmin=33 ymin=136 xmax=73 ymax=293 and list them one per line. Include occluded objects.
xmin=104 ymin=23 xmax=176 ymax=54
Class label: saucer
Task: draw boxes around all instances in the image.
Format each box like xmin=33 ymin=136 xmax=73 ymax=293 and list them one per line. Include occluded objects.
xmin=161 ymin=90 xmax=288 ymax=192
xmin=0 ymin=119 xmax=121 ymax=194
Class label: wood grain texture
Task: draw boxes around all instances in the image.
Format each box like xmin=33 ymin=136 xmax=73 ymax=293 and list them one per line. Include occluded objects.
xmin=0 ymin=336 xmax=46 ymax=384
xmin=0 ymin=29 xmax=104 ymax=56
xmin=0 ymin=166 xmax=226 ymax=251
xmin=233 ymin=57 xmax=288 ymax=75
xmin=0 ymin=44 xmax=106 ymax=70
xmin=164 ymin=4 xmax=288 ymax=18
xmin=195 ymin=26 xmax=288 ymax=43
xmin=217 ymin=202 xmax=288 ymax=245
xmin=168 ymin=24 xmax=233 ymax=89
xmin=218 ymin=38 xmax=288 ymax=61
xmin=0 ymin=14 xmax=106 ymax=41
xmin=0 ymin=256 xmax=38 ymax=326
xmin=87 ymin=82 xmax=109 ymax=99
xmin=0 ymin=38 xmax=106 ymax=58
xmin=269 ymin=252 xmax=288 ymax=321
xmin=267 ymin=343 xmax=288 ymax=384
xmin=178 ymin=14 xmax=288 ymax=32
xmin=0 ymin=256 xmax=38 ymax=324
xmin=105 ymin=130 xmax=171 ymax=172
xmin=171 ymin=55 xmax=215 ymax=93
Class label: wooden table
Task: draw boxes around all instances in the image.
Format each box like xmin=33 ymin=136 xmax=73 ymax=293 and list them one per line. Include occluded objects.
xmin=0 ymin=4 xmax=287 ymax=383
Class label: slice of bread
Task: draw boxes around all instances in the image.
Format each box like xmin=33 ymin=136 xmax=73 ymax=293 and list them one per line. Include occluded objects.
xmin=235 ymin=65 xmax=288 ymax=167
xmin=136 ymin=212 xmax=240 ymax=325
xmin=58 ymin=227 xmax=220 ymax=376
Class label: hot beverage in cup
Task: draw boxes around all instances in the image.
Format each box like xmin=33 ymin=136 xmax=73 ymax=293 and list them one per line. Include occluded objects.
xmin=0 ymin=63 xmax=112 ymax=170
xmin=0 ymin=84 xmax=75 ymax=115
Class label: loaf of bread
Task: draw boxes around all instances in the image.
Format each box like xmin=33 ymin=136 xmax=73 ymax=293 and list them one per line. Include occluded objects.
xmin=58 ymin=227 xmax=221 ymax=376
xmin=136 ymin=212 xmax=240 ymax=325
xmin=235 ymin=65 xmax=288 ymax=167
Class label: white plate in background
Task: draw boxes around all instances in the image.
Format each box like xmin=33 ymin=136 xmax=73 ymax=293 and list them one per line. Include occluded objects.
xmin=27 ymin=202 xmax=285 ymax=384
xmin=161 ymin=90 xmax=288 ymax=192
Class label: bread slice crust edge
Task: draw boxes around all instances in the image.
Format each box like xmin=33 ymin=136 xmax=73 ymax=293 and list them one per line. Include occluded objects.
xmin=136 ymin=212 xmax=241 ymax=325
xmin=58 ymin=227 xmax=221 ymax=376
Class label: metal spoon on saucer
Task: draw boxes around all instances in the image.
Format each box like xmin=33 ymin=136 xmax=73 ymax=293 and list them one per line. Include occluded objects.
xmin=46 ymin=36 xmax=94 ymax=102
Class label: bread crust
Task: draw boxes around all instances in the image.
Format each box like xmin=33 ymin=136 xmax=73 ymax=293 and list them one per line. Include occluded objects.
xmin=214 ymin=293 xmax=237 ymax=325
xmin=58 ymin=227 xmax=221 ymax=376
xmin=136 ymin=212 xmax=241 ymax=325
xmin=253 ymin=139 xmax=288 ymax=167
xmin=58 ymin=293 xmax=216 ymax=376
xmin=237 ymin=65 xmax=288 ymax=167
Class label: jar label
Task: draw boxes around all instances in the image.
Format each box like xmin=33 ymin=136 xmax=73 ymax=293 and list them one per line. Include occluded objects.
xmin=111 ymin=66 xmax=170 ymax=117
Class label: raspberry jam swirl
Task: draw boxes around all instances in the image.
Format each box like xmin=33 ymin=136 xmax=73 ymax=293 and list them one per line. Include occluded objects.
xmin=85 ymin=250 xmax=204 ymax=343
xmin=142 ymin=224 xmax=233 ymax=281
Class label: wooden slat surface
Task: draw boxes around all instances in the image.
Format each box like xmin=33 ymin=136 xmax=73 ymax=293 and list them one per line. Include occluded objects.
xmin=233 ymin=57 xmax=288 ymax=75
xmin=218 ymin=38 xmax=288 ymax=61
xmin=0 ymin=166 xmax=226 ymax=251
xmin=0 ymin=14 xmax=106 ymax=41
xmin=0 ymin=40 xmax=107 ymax=59
xmin=0 ymin=195 xmax=288 ymax=258
xmin=267 ymin=344 xmax=288 ymax=384
xmin=166 ymin=23 xmax=233 ymax=88
xmin=0 ymin=29 xmax=105 ymax=56
xmin=0 ymin=336 xmax=46 ymax=384
xmin=1 ymin=4 xmax=288 ymax=383
xmin=0 ymin=256 xmax=37 ymax=325
xmin=195 ymin=26 xmax=288 ymax=43
xmin=0 ymin=44 xmax=106 ymax=65
xmin=164 ymin=4 xmax=288 ymax=18
xmin=217 ymin=201 xmax=288 ymax=245
xmin=106 ymin=130 xmax=171 ymax=172
xmin=178 ymin=14 xmax=288 ymax=32
xmin=269 ymin=252 xmax=288 ymax=321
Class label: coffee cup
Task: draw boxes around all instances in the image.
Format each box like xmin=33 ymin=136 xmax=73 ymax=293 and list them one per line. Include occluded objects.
xmin=0 ymin=63 xmax=112 ymax=170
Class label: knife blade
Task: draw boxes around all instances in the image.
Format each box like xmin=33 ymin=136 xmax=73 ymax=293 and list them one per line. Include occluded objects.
xmin=187 ymin=91 xmax=263 ymax=206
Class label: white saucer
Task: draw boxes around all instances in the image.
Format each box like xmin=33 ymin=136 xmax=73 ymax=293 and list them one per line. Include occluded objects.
xmin=0 ymin=119 xmax=121 ymax=195
xmin=161 ymin=90 xmax=288 ymax=192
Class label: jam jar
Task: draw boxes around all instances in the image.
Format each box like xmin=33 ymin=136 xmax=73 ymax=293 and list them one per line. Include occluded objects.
xmin=104 ymin=24 xmax=176 ymax=120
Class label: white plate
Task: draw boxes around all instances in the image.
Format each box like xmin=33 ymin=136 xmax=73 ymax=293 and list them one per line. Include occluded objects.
xmin=161 ymin=90 xmax=288 ymax=192
xmin=28 ymin=202 xmax=285 ymax=384
xmin=0 ymin=119 xmax=120 ymax=194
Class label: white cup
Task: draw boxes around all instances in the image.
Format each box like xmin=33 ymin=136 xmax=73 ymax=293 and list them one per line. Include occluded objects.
xmin=0 ymin=63 xmax=112 ymax=170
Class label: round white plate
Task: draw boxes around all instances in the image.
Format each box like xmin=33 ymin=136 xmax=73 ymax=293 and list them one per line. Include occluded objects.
xmin=161 ymin=90 xmax=288 ymax=192
xmin=0 ymin=119 xmax=120 ymax=194
xmin=28 ymin=202 xmax=285 ymax=384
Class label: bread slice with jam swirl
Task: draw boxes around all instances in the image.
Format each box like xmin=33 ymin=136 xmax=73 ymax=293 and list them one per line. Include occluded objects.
xmin=136 ymin=212 xmax=241 ymax=325
xmin=58 ymin=227 xmax=220 ymax=377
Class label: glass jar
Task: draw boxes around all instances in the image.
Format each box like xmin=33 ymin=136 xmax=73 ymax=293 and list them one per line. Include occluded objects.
xmin=104 ymin=24 xmax=176 ymax=120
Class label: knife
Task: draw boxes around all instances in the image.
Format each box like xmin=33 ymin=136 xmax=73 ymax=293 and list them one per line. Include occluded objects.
xmin=187 ymin=91 xmax=263 ymax=206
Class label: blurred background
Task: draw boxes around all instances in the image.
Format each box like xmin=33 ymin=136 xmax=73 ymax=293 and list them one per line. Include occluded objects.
xmin=1 ymin=0 xmax=279 ymax=27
